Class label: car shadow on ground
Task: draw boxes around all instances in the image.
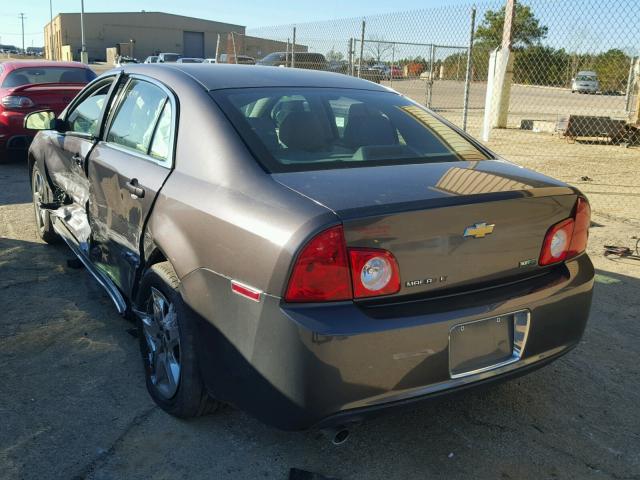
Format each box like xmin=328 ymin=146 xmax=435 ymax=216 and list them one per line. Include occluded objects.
xmin=2 ymin=220 xmax=639 ymax=480
xmin=0 ymin=153 xmax=31 ymax=206
xmin=101 ymin=265 xmax=638 ymax=480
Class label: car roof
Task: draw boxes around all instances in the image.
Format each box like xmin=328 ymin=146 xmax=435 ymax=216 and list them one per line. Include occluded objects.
xmin=1 ymin=60 xmax=90 ymax=72
xmin=120 ymin=64 xmax=390 ymax=92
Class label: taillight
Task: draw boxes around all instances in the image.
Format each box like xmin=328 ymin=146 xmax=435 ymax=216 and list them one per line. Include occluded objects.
xmin=539 ymin=218 xmax=574 ymax=266
xmin=1 ymin=95 xmax=35 ymax=109
xmin=284 ymin=226 xmax=352 ymax=302
xmin=539 ymin=197 xmax=590 ymax=266
xmin=568 ymin=197 xmax=591 ymax=257
xmin=285 ymin=225 xmax=401 ymax=302
xmin=349 ymin=249 xmax=400 ymax=298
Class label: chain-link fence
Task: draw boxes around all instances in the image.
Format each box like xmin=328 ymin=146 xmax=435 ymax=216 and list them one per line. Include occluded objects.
xmin=245 ymin=0 xmax=639 ymax=150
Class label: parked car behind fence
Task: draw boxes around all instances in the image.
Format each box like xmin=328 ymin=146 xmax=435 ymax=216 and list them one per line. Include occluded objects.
xmin=257 ymin=52 xmax=327 ymax=70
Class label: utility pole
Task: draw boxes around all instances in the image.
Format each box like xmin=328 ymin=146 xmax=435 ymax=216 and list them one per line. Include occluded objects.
xmin=491 ymin=0 xmax=516 ymax=128
xmin=501 ymin=0 xmax=516 ymax=50
xmin=80 ymin=0 xmax=87 ymax=63
xmin=49 ymin=0 xmax=54 ymax=60
xmin=19 ymin=13 xmax=25 ymax=54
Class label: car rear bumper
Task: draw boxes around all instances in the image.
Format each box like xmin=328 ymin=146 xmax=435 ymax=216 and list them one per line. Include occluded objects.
xmin=574 ymin=86 xmax=598 ymax=93
xmin=0 ymin=110 xmax=33 ymax=150
xmin=185 ymin=254 xmax=594 ymax=430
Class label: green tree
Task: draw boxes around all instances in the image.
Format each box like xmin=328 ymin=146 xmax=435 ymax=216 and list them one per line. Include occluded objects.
xmin=475 ymin=3 xmax=548 ymax=49
xmin=326 ymin=48 xmax=344 ymax=62
xmin=592 ymin=49 xmax=631 ymax=93
xmin=514 ymin=46 xmax=570 ymax=86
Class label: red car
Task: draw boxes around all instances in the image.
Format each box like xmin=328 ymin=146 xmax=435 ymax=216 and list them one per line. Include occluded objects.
xmin=0 ymin=61 xmax=96 ymax=160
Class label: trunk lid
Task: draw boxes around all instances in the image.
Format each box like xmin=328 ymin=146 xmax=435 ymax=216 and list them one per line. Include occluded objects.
xmin=8 ymin=83 xmax=83 ymax=114
xmin=273 ymin=160 xmax=578 ymax=297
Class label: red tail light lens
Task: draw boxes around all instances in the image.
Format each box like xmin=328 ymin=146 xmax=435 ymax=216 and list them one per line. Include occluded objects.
xmin=284 ymin=225 xmax=352 ymax=302
xmin=539 ymin=219 xmax=574 ymax=266
xmin=285 ymin=226 xmax=402 ymax=302
xmin=349 ymin=249 xmax=400 ymax=298
xmin=568 ymin=197 xmax=591 ymax=258
xmin=539 ymin=196 xmax=590 ymax=266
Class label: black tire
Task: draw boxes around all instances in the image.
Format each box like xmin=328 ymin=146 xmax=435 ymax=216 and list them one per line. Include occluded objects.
xmin=31 ymin=163 xmax=59 ymax=244
xmin=136 ymin=261 xmax=219 ymax=418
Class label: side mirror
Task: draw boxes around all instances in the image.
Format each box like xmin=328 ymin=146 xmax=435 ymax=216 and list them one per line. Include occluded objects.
xmin=24 ymin=110 xmax=56 ymax=130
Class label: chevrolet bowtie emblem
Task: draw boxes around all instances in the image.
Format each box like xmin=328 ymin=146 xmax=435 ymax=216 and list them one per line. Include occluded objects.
xmin=463 ymin=222 xmax=495 ymax=238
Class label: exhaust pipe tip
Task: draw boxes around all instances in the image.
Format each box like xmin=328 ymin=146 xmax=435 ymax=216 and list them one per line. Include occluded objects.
xmin=321 ymin=426 xmax=350 ymax=446
xmin=332 ymin=428 xmax=350 ymax=445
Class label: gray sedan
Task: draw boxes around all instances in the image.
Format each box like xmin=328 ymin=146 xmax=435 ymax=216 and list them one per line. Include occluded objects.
xmin=25 ymin=64 xmax=594 ymax=432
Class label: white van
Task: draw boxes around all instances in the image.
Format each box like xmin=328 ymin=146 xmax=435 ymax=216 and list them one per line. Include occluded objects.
xmin=571 ymin=71 xmax=599 ymax=94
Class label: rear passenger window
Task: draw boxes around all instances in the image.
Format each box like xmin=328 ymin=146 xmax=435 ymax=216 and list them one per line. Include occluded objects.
xmin=149 ymin=102 xmax=172 ymax=162
xmin=107 ymin=79 xmax=168 ymax=156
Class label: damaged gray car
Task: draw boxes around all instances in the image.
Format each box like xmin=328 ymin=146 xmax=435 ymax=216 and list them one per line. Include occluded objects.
xmin=25 ymin=64 xmax=594 ymax=431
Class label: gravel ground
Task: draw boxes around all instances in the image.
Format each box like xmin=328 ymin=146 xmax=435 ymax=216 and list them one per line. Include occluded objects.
xmin=1 ymin=135 xmax=640 ymax=479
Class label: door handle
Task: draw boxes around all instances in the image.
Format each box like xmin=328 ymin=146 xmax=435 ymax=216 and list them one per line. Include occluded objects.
xmin=125 ymin=178 xmax=145 ymax=198
xmin=72 ymin=153 xmax=83 ymax=167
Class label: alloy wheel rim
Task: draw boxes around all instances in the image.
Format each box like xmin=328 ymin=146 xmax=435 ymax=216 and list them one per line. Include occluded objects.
xmin=141 ymin=287 xmax=181 ymax=399
xmin=32 ymin=170 xmax=47 ymax=229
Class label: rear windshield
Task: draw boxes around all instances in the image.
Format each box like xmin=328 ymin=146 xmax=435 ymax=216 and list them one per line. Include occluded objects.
xmin=2 ymin=67 xmax=96 ymax=87
xmin=212 ymin=87 xmax=489 ymax=173
xmin=576 ymin=75 xmax=596 ymax=82
xmin=161 ymin=54 xmax=181 ymax=62
xmin=260 ymin=53 xmax=285 ymax=63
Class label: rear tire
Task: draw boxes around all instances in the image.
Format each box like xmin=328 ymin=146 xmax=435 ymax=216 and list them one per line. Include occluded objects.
xmin=136 ymin=261 xmax=219 ymax=418
xmin=31 ymin=163 xmax=58 ymax=244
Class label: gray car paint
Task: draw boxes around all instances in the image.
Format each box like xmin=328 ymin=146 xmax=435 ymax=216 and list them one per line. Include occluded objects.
xmin=26 ymin=64 xmax=594 ymax=430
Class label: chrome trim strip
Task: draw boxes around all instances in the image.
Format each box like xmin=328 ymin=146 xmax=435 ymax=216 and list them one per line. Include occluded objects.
xmin=52 ymin=218 xmax=128 ymax=314
xmin=448 ymin=309 xmax=531 ymax=379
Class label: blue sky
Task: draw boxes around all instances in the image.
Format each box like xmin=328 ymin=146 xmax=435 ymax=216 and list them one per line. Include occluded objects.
xmin=0 ymin=0 xmax=637 ymax=57
xmin=0 ymin=0 xmax=472 ymax=48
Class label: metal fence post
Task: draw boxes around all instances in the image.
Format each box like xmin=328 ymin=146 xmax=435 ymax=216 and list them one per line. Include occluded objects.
xmin=231 ymin=32 xmax=238 ymax=64
xmin=462 ymin=6 xmax=476 ymax=131
xmin=215 ymin=34 xmax=220 ymax=62
xmin=292 ymin=27 xmax=296 ymax=68
xmin=358 ymin=20 xmax=365 ymax=78
xmin=426 ymin=44 xmax=435 ymax=108
xmin=347 ymin=38 xmax=353 ymax=76
xmin=390 ymin=43 xmax=395 ymax=87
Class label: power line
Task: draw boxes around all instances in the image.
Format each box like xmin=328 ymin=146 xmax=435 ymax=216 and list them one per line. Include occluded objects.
xmin=0 ymin=32 xmax=41 ymax=35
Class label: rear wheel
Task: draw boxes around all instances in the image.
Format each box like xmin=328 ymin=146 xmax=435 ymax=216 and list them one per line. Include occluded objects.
xmin=136 ymin=262 xmax=219 ymax=418
xmin=31 ymin=163 xmax=58 ymax=244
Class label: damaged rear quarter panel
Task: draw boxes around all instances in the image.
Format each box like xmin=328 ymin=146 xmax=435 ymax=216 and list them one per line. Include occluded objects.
xmin=139 ymin=83 xmax=336 ymax=298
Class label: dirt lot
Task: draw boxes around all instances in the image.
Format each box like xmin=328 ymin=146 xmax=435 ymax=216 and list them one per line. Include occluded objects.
xmin=1 ymin=124 xmax=640 ymax=479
